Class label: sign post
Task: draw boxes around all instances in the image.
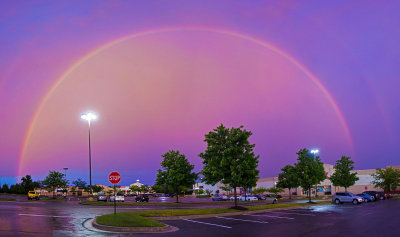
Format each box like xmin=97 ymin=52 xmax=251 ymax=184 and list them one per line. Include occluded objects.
xmin=108 ymin=171 xmax=121 ymax=215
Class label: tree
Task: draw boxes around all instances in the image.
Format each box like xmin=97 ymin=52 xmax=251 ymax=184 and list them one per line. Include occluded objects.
xmin=294 ymin=148 xmax=325 ymax=203
xmin=221 ymin=185 xmax=232 ymax=194
xmin=216 ymin=189 xmax=220 ymax=195
xmin=372 ymin=167 xmax=400 ymax=192
xmin=129 ymin=185 xmax=142 ymax=194
xmin=71 ymin=187 xmax=77 ymax=196
xmin=155 ymin=150 xmax=198 ymax=203
xmin=72 ymin=178 xmax=87 ymax=189
xmin=194 ymin=189 xmax=204 ymax=195
xmin=205 ymin=189 xmax=212 ymax=196
xmin=329 ymin=156 xmax=359 ymax=192
xmin=92 ymin=185 xmax=104 ymax=193
xmin=277 ymin=165 xmax=299 ymax=199
xmin=266 ymin=187 xmax=284 ymax=196
xmin=141 ymin=185 xmax=149 ymax=193
xmin=2 ymin=184 xmax=9 ymax=193
xmin=199 ymin=124 xmax=260 ymax=208
xmin=42 ymin=171 xmax=67 ymax=198
xmin=251 ymin=187 xmax=267 ymax=195
xmin=10 ymin=184 xmax=23 ymax=194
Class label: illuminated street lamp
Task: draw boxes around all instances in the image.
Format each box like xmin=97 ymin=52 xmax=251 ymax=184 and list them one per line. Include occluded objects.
xmin=81 ymin=112 xmax=97 ymax=195
xmin=310 ymin=149 xmax=319 ymax=197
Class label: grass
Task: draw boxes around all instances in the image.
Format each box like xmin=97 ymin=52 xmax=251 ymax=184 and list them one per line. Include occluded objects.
xmin=95 ymin=200 xmax=330 ymax=227
xmin=96 ymin=212 xmax=165 ymax=227
xmin=81 ymin=199 xmax=268 ymax=206
xmin=0 ymin=197 xmax=16 ymax=201
xmin=42 ymin=197 xmax=67 ymax=201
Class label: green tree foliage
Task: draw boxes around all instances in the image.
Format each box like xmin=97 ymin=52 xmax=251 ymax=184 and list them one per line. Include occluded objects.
xmin=141 ymin=185 xmax=149 ymax=193
xmin=151 ymin=184 xmax=167 ymax=194
xmin=10 ymin=184 xmax=23 ymax=194
xmin=266 ymin=187 xmax=284 ymax=195
xmin=92 ymin=185 xmax=104 ymax=193
xmin=199 ymin=124 xmax=260 ymax=207
xmin=155 ymin=150 xmax=198 ymax=203
xmin=194 ymin=189 xmax=204 ymax=195
xmin=329 ymin=156 xmax=359 ymax=192
xmin=277 ymin=165 xmax=299 ymax=199
xmin=129 ymin=185 xmax=142 ymax=193
xmin=372 ymin=167 xmax=400 ymax=192
xmin=220 ymin=185 xmax=232 ymax=193
xmin=2 ymin=184 xmax=9 ymax=193
xmin=251 ymin=187 xmax=268 ymax=195
xmin=42 ymin=171 xmax=67 ymax=198
xmin=20 ymin=175 xmax=41 ymax=194
xmin=72 ymin=178 xmax=87 ymax=189
xmin=294 ymin=148 xmax=325 ymax=203
xmin=205 ymin=189 xmax=212 ymax=196
xmin=71 ymin=187 xmax=77 ymax=196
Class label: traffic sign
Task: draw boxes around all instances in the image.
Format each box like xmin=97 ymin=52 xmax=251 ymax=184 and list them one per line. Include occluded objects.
xmin=109 ymin=171 xmax=121 ymax=184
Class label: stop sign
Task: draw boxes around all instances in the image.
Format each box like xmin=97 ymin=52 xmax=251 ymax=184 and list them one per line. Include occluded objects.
xmin=109 ymin=172 xmax=121 ymax=184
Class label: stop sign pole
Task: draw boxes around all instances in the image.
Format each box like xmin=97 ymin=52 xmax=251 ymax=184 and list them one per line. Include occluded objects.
xmin=109 ymin=172 xmax=121 ymax=215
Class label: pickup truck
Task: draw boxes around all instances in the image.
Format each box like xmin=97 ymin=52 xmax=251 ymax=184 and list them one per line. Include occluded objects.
xmin=28 ymin=191 xmax=40 ymax=200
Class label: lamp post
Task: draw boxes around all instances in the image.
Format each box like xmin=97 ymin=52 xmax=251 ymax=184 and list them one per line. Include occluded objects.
xmin=63 ymin=168 xmax=68 ymax=197
xmin=81 ymin=112 xmax=97 ymax=196
xmin=310 ymin=149 xmax=319 ymax=197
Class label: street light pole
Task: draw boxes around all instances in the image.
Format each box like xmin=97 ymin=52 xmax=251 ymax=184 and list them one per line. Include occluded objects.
xmin=63 ymin=168 xmax=68 ymax=197
xmin=310 ymin=149 xmax=319 ymax=198
xmin=81 ymin=112 xmax=97 ymax=196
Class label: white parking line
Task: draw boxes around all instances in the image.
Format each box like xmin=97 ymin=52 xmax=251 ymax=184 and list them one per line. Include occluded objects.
xmin=216 ymin=216 xmax=268 ymax=223
xmin=245 ymin=214 xmax=294 ymax=220
xmin=19 ymin=214 xmax=74 ymax=218
xmin=182 ymin=219 xmax=232 ymax=229
xmin=269 ymin=211 xmax=315 ymax=216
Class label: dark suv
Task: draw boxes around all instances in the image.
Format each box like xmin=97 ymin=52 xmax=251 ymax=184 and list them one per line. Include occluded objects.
xmin=363 ymin=191 xmax=383 ymax=200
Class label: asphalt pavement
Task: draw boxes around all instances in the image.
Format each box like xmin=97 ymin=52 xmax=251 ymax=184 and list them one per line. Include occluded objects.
xmin=0 ymin=195 xmax=398 ymax=236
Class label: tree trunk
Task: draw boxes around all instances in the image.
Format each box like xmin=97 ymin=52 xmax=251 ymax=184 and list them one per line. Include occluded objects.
xmin=315 ymin=185 xmax=318 ymax=197
xmin=233 ymin=186 xmax=238 ymax=207
xmin=308 ymin=188 xmax=311 ymax=203
xmin=289 ymin=188 xmax=292 ymax=199
xmin=175 ymin=189 xmax=179 ymax=203
xmin=345 ymin=187 xmax=347 ymax=192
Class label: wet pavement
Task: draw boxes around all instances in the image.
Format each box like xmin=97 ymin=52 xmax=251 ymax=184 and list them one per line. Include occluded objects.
xmin=2 ymin=195 xmax=397 ymax=236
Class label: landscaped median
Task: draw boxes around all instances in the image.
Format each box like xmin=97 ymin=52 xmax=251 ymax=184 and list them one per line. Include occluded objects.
xmin=92 ymin=201 xmax=331 ymax=233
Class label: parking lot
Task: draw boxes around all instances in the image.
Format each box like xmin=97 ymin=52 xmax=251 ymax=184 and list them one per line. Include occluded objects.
xmin=147 ymin=198 xmax=400 ymax=237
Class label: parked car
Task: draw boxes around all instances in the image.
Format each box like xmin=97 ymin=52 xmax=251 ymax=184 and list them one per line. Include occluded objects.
xmin=28 ymin=191 xmax=40 ymax=200
xmin=109 ymin=193 xmax=125 ymax=202
xmin=265 ymin=195 xmax=278 ymax=204
xmin=255 ymin=194 xmax=266 ymax=200
xmin=332 ymin=192 xmax=363 ymax=205
xmin=212 ymin=195 xmax=228 ymax=201
xmin=376 ymin=191 xmax=392 ymax=199
xmin=135 ymin=194 xmax=149 ymax=202
xmin=265 ymin=194 xmax=282 ymax=199
xmin=363 ymin=191 xmax=383 ymax=200
xmin=356 ymin=193 xmax=374 ymax=202
xmin=239 ymin=195 xmax=258 ymax=201
xmin=97 ymin=193 xmax=107 ymax=202
xmin=230 ymin=195 xmax=240 ymax=201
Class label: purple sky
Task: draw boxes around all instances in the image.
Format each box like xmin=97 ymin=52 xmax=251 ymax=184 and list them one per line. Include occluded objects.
xmin=1 ymin=1 xmax=400 ymax=186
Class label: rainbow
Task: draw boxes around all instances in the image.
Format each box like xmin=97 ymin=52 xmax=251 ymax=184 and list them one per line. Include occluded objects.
xmin=18 ymin=26 xmax=354 ymax=176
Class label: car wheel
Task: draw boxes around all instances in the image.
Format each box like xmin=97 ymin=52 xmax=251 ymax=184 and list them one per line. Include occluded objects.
xmin=335 ymin=199 xmax=341 ymax=204
xmin=352 ymin=199 xmax=358 ymax=205
xmin=380 ymin=196 xmax=384 ymax=200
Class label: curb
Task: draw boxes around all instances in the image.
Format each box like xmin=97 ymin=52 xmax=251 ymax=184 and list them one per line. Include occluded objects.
xmin=92 ymin=218 xmax=179 ymax=233
xmin=151 ymin=202 xmax=330 ymax=220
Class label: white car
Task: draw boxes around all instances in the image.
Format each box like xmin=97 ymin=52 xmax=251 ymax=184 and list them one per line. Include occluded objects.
xmin=239 ymin=195 xmax=258 ymax=201
xmin=230 ymin=195 xmax=240 ymax=200
xmin=109 ymin=193 xmax=125 ymax=202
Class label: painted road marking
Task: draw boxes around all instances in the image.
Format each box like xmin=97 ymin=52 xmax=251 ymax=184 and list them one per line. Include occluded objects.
xmin=182 ymin=219 xmax=232 ymax=229
xmin=19 ymin=214 xmax=77 ymax=218
xmin=216 ymin=216 xmax=268 ymax=223
xmin=245 ymin=214 xmax=294 ymax=220
xmin=269 ymin=211 xmax=316 ymax=216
